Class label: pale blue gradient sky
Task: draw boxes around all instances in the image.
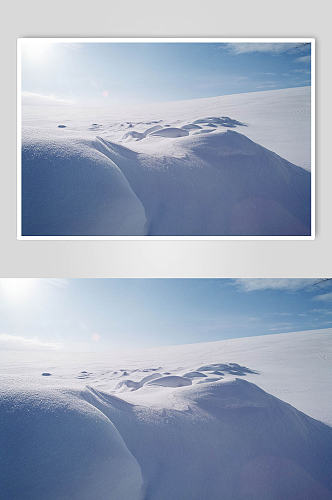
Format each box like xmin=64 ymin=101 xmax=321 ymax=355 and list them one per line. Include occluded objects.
xmin=21 ymin=41 xmax=312 ymax=105
xmin=0 ymin=279 xmax=330 ymax=352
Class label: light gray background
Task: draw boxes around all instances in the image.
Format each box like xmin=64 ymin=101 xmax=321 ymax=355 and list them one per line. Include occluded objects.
xmin=1 ymin=0 xmax=330 ymax=277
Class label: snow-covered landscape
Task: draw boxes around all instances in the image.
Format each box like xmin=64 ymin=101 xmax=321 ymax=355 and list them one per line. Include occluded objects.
xmin=1 ymin=277 xmax=332 ymax=500
xmin=1 ymin=329 xmax=332 ymax=500
xmin=20 ymin=41 xmax=313 ymax=237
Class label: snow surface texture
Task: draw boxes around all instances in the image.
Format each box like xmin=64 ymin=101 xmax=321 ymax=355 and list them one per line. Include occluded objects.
xmin=21 ymin=87 xmax=311 ymax=236
xmin=1 ymin=329 xmax=332 ymax=500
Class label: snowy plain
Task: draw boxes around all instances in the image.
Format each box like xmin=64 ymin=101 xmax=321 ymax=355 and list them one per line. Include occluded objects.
xmin=21 ymin=86 xmax=312 ymax=237
xmin=1 ymin=328 xmax=331 ymax=499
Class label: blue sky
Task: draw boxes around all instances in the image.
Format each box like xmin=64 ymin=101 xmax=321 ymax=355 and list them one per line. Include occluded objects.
xmin=21 ymin=41 xmax=312 ymax=105
xmin=0 ymin=278 xmax=331 ymax=352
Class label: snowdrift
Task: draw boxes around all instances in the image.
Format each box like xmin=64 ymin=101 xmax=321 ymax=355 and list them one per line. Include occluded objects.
xmin=21 ymin=135 xmax=146 ymax=236
xmin=22 ymin=129 xmax=311 ymax=236
xmin=0 ymin=387 xmax=143 ymax=500
xmin=1 ymin=379 xmax=332 ymax=500
xmin=1 ymin=330 xmax=332 ymax=499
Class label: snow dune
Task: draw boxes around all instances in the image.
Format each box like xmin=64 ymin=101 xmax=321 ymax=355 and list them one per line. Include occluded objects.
xmin=22 ymin=131 xmax=311 ymax=237
xmin=146 ymin=374 xmax=192 ymax=387
xmin=150 ymin=127 xmax=189 ymax=137
xmin=22 ymin=135 xmax=147 ymax=236
xmin=0 ymin=387 xmax=143 ymax=500
xmin=2 ymin=380 xmax=332 ymax=499
xmin=21 ymin=87 xmax=312 ymax=236
xmin=1 ymin=329 xmax=331 ymax=499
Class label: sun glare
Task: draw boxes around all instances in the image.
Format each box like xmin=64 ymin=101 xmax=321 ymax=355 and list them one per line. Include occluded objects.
xmin=0 ymin=279 xmax=39 ymax=303
xmin=22 ymin=40 xmax=53 ymax=63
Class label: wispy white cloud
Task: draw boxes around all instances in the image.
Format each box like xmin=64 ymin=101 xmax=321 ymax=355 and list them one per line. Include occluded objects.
xmin=45 ymin=279 xmax=69 ymax=289
xmin=295 ymin=55 xmax=311 ymax=64
xmin=22 ymin=91 xmax=74 ymax=106
xmin=314 ymin=292 xmax=332 ymax=302
xmin=310 ymin=308 xmax=332 ymax=315
xmin=292 ymin=68 xmax=311 ymax=74
xmin=224 ymin=43 xmax=305 ymax=55
xmin=255 ymin=82 xmax=278 ymax=89
xmin=268 ymin=324 xmax=295 ymax=331
xmin=269 ymin=311 xmax=293 ymax=316
xmin=0 ymin=333 xmax=62 ymax=351
xmin=234 ymin=279 xmax=317 ymax=292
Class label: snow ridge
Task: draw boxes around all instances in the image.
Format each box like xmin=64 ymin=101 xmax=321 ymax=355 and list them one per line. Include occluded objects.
xmin=2 ymin=379 xmax=332 ymax=500
xmin=1 ymin=330 xmax=332 ymax=499
xmin=22 ymin=129 xmax=311 ymax=236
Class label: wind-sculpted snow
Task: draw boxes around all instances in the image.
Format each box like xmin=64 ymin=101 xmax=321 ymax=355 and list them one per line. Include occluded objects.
xmin=150 ymin=127 xmax=189 ymax=138
xmin=22 ymin=135 xmax=147 ymax=236
xmin=2 ymin=379 xmax=332 ymax=500
xmin=85 ymin=380 xmax=332 ymax=500
xmin=1 ymin=330 xmax=332 ymax=499
xmin=21 ymin=87 xmax=311 ymax=236
xmin=0 ymin=386 xmax=144 ymax=500
xmin=146 ymin=375 xmax=192 ymax=387
xmin=116 ymin=373 xmax=162 ymax=392
xmin=22 ymin=129 xmax=311 ymax=236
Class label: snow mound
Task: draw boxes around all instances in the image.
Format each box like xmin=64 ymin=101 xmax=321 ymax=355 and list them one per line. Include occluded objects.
xmin=103 ymin=131 xmax=310 ymax=236
xmin=0 ymin=387 xmax=143 ymax=500
xmin=5 ymin=379 xmax=328 ymax=500
xmin=1 ymin=333 xmax=332 ymax=500
xmin=181 ymin=123 xmax=202 ymax=130
xmin=116 ymin=373 xmax=162 ymax=392
xmin=122 ymin=130 xmax=146 ymax=141
xmin=130 ymin=379 xmax=332 ymax=499
xmin=22 ymin=125 xmax=311 ymax=236
xmin=139 ymin=373 xmax=162 ymax=385
xmin=197 ymin=362 xmax=258 ymax=375
xmin=150 ymin=127 xmax=189 ymax=138
xmin=22 ymin=135 xmax=147 ymax=236
xmin=116 ymin=379 xmax=141 ymax=391
xmin=192 ymin=127 xmax=216 ymax=134
xmin=182 ymin=371 xmax=207 ymax=378
xmin=144 ymin=125 xmax=163 ymax=135
xmin=197 ymin=376 xmax=222 ymax=383
xmin=146 ymin=375 xmax=192 ymax=387
xmin=122 ymin=125 xmax=163 ymax=141
xmin=193 ymin=116 xmax=246 ymax=128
